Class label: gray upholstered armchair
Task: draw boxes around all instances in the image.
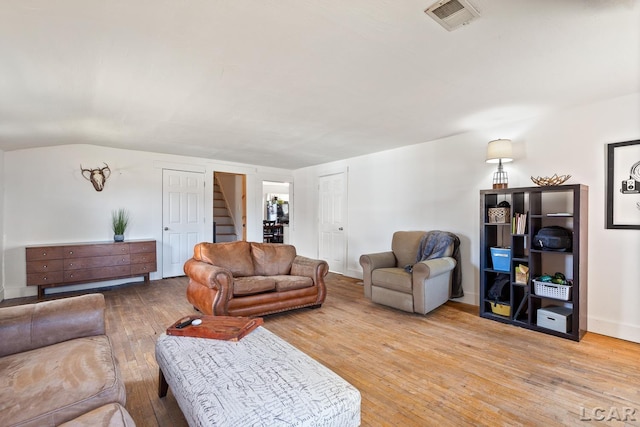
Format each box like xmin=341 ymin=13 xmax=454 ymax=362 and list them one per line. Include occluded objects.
xmin=359 ymin=231 xmax=462 ymax=314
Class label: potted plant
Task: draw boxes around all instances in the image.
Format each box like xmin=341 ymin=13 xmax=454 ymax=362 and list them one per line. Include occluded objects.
xmin=111 ymin=208 xmax=130 ymax=242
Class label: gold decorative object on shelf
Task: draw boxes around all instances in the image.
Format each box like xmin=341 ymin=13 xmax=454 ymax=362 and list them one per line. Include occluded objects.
xmin=530 ymin=174 xmax=571 ymax=186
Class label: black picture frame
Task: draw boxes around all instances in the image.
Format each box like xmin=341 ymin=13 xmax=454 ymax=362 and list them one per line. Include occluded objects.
xmin=606 ymin=139 xmax=640 ymax=229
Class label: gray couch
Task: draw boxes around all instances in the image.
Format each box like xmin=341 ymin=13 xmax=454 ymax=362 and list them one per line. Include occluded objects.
xmin=0 ymin=294 xmax=135 ymax=427
xmin=359 ymin=230 xmax=460 ymax=314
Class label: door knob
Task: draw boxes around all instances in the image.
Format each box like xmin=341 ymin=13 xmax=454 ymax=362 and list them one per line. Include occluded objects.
xmin=164 ymin=227 xmax=169 ymax=231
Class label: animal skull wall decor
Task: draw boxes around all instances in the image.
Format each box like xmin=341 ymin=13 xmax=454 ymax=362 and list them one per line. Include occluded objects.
xmin=80 ymin=163 xmax=111 ymax=192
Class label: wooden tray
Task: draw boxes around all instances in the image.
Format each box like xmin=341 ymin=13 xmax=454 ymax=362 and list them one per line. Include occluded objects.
xmin=166 ymin=315 xmax=263 ymax=341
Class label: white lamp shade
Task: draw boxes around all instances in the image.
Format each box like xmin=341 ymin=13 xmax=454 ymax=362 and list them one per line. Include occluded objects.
xmin=486 ymin=139 xmax=513 ymax=163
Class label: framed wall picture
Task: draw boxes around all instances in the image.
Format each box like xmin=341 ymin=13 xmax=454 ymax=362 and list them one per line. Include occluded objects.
xmin=606 ymin=139 xmax=640 ymax=229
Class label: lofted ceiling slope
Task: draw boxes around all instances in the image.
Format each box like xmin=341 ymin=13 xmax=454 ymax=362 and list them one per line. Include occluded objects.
xmin=0 ymin=0 xmax=639 ymax=169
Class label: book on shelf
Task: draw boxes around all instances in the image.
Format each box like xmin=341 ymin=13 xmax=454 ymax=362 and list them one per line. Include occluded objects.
xmin=512 ymin=212 xmax=528 ymax=234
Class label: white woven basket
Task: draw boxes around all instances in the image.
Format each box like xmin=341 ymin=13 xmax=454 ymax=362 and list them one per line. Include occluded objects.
xmin=533 ymin=280 xmax=571 ymax=301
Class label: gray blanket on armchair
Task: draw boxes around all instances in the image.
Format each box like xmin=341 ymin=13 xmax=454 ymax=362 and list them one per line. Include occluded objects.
xmin=415 ymin=231 xmax=463 ymax=298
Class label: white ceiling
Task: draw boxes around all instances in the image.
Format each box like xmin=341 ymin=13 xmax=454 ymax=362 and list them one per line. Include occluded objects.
xmin=1 ymin=0 xmax=639 ymax=169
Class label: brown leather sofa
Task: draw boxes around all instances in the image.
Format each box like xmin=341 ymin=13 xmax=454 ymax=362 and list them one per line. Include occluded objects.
xmin=0 ymin=294 xmax=136 ymax=427
xmin=184 ymin=241 xmax=329 ymax=317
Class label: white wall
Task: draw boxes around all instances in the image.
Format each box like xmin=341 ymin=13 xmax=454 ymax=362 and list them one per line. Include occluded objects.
xmin=291 ymin=93 xmax=640 ymax=343
xmin=0 ymin=149 xmax=4 ymax=301
xmin=2 ymin=144 xmax=292 ymax=299
xmin=3 ymin=94 xmax=638 ymax=342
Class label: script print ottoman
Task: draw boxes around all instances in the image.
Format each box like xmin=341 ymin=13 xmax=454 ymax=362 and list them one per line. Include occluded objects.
xmin=156 ymin=327 xmax=361 ymax=426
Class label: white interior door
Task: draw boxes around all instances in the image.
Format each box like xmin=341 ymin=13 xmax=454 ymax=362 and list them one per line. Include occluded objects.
xmin=318 ymin=172 xmax=347 ymax=274
xmin=162 ymin=169 xmax=205 ymax=277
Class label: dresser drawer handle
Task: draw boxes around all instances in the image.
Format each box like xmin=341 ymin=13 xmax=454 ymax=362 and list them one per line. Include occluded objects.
xmin=69 ymin=251 xmax=73 ymax=255
xmin=43 ymin=252 xmax=47 ymax=256
xmin=43 ymin=265 xmax=47 ymax=268
xmin=69 ymin=263 xmax=73 ymax=267
xmin=43 ymin=277 xmax=47 ymax=281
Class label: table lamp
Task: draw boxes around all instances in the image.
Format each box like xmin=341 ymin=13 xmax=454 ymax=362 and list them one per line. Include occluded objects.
xmin=486 ymin=139 xmax=513 ymax=189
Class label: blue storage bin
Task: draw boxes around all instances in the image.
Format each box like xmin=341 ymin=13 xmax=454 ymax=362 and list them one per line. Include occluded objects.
xmin=490 ymin=247 xmax=511 ymax=272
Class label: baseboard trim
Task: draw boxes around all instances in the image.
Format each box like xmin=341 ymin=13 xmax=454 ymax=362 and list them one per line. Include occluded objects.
xmin=451 ymin=291 xmax=477 ymax=307
xmin=345 ymin=268 xmax=363 ymax=280
xmin=587 ymin=315 xmax=640 ymax=344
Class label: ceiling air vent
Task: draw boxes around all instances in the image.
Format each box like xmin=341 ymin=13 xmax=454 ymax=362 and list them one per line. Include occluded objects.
xmin=425 ymin=0 xmax=480 ymax=31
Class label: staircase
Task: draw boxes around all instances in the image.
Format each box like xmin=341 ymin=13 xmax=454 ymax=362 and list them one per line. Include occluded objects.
xmin=213 ymin=180 xmax=238 ymax=243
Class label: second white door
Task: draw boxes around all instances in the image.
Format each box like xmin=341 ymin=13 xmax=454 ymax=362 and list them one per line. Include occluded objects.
xmin=162 ymin=169 xmax=205 ymax=277
xmin=318 ymin=172 xmax=347 ymax=274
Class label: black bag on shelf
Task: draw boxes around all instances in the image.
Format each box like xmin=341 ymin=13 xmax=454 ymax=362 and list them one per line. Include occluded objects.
xmin=488 ymin=273 xmax=510 ymax=302
xmin=533 ymin=226 xmax=572 ymax=251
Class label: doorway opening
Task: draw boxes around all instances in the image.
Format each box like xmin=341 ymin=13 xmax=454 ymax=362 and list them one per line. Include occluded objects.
xmin=262 ymin=181 xmax=290 ymax=243
xmin=213 ymin=172 xmax=246 ymax=242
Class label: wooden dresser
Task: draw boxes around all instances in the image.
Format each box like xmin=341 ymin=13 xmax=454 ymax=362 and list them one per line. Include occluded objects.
xmin=26 ymin=240 xmax=157 ymax=298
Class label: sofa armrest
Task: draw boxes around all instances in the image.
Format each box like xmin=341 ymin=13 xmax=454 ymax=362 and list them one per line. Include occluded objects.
xmin=411 ymin=257 xmax=457 ymax=314
xmin=184 ymin=258 xmax=235 ymax=315
xmin=359 ymin=251 xmax=396 ymax=298
xmin=291 ymin=255 xmax=329 ymax=305
xmin=291 ymin=256 xmax=329 ymax=284
xmin=0 ymin=293 xmax=105 ymax=358
xmin=412 ymin=257 xmax=456 ymax=279
xmin=359 ymin=251 xmax=396 ymax=271
xmin=184 ymin=258 xmax=234 ymax=291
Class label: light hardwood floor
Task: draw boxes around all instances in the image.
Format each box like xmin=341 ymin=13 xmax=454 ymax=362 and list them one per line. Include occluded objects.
xmin=3 ymin=274 xmax=640 ymax=426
